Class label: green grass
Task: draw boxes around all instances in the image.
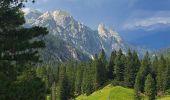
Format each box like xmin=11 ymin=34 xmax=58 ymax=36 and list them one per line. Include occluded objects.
xmin=76 ymin=84 xmax=170 ymax=100
xmin=158 ymin=96 xmax=170 ymax=100
xmin=76 ymin=84 xmax=134 ymax=100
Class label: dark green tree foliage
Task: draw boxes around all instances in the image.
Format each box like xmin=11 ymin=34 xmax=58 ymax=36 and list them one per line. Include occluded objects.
xmin=81 ymin=63 xmax=94 ymax=95
xmin=0 ymin=0 xmax=48 ymax=99
xmin=156 ymin=55 xmax=166 ymax=92
xmin=95 ymin=49 xmax=107 ymax=88
xmin=124 ymin=50 xmax=140 ymax=88
xmin=65 ymin=62 xmax=77 ymax=97
xmin=152 ymin=56 xmax=159 ymax=75
xmin=134 ymin=52 xmax=151 ymax=100
xmin=114 ymin=49 xmax=126 ymax=83
xmin=163 ymin=59 xmax=170 ymax=92
xmin=12 ymin=69 xmax=46 ymax=100
xmin=0 ymin=61 xmax=16 ymax=100
xmin=75 ymin=64 xmax=84 ymax=96
xmin=58 ymin=65 xmax=71 ymax=100
xmin=107 ymin=50 xmax=116 ymax=79
xmin=36 ymin=65 xmax=61 ymax=99
xmin=134 ymin=72 xmax=142 ymax=100
xmin=36 ymin=49 xmax=170 ymax=99
xmin=144 ymin=74 xmax=156 ymax=100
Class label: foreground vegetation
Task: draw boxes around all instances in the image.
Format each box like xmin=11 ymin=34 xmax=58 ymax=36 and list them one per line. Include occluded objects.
xmin=0 ymin=0 xmax=48 ymax=100
xmin=1 ymin=0 xmax=170 ymax=100
xmin=76 ymin=84 xmax=134 ymax=100
xmin=39 ymin=49 xmax=170 ymax=100
xmin=76 ymin=84 xmax=170 ymax=100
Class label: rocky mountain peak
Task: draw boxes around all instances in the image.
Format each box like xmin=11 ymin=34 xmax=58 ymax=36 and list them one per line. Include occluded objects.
xmin=98 ymin=23 xmax=108 ymax=37
xmin=98 ymin=23 xmax=122 ymax=43
xmin=25 ymin=10 xmax=147 ymax=61
xmin=52 ymin=10 xmax=70 ymax=17
xmin=40 ymin=11 xmax=53 ymax=18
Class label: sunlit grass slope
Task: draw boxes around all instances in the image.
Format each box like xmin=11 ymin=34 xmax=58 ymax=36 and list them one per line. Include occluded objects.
xmin=76 ymin=84 xmax=134 ymax=100
xmin=76 ymin=84 xmax=170 ymax=100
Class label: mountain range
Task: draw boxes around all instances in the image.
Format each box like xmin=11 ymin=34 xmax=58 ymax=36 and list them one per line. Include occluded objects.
xmin=25 ymin=10 xmax=147 ymax=62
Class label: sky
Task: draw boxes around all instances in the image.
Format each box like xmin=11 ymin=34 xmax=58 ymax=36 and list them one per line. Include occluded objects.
xmin=25 ymin=0 xmax=170 ymax=49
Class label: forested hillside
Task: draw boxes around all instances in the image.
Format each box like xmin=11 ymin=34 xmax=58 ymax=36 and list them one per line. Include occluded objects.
xmin=0 ymin=0 xmax=170 ymax=100
xmin=38 ymin=49 xmax=170 ymax=100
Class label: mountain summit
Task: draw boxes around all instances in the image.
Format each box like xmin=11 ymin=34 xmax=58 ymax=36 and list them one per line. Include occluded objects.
xmin=25 ymin=10 xmax=146 ymax=61
xmin=98 ymin=23 xmax=122 ymax=43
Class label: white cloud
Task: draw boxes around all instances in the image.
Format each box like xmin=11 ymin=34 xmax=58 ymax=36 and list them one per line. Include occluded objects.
xmin=123 ymin=17 xmax=170 ymax=30
xmin=22 ymin=8 xmax=31 ymax=14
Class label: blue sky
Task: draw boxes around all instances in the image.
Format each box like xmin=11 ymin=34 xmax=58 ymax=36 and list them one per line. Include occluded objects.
xmin=25 ymin=0 xmax=170 ymax=49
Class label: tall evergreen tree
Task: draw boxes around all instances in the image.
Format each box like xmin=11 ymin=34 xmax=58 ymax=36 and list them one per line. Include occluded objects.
xmin=114 ymin=49 xmax=126 ymax=83
xmin=107 ymin=50 xmax=116 ymax=79
xmin=124 ymin=50 xmax=140 ymax=88
xmin=163 ymin=59 xmax=170 ymax=92
xmin=81 ymin=64 xmax=93 ymax=95
xmin=94 ymin=49 xmax=107 ymax=88
xmin=134 ymin=52 xmax=151 ymax=100
xmin=144 ymin=74 xmax=156 ymax=100
xmin=152 ymin=56 xmax=159 ymax=74
xmin=58 ymin=64 xmax=71 ymax=100
xmin=0 ymin=0 xmax=48 ymax=99
xmin=157 ymin=55 xmax=166 ymax=92
xmin=75 ymin=64 xmax=84 ymax=95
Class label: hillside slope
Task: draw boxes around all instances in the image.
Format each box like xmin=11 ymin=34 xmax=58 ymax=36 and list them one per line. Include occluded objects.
xmin=76 ymin=85 xmax=134 ymax=100
xmin=76 ymin=84 xmax=170 ymax=100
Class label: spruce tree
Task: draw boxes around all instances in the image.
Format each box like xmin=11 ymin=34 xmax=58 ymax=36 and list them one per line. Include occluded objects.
xmin=0 ymin=0 xmax=48 ymax=99
xmin=134 ymin=52 xmax=151 ymax=100
xmin=124 ymin=49 xmax=140 ymax=88
xmin=58 ymin=65 xmax=71 ymax=100
xmin=134 ymin=72 xmax=142 ymax=100
xmin=75 ymin=64 xmax=84 ymax=95
xmin=144 ymin=74 xmax=156 ymax=100
xmin=94 ymin=49 xmax=107 ymax=88
xmin=107 ymin=50 xmax=116 ymax=80
xmin=81 ymin=64 xmax=93 ymax=95
xmin=114 ymin=49 xmax=126 ymax=84
xmin=163 ymin=59 xmax=170 ymax=92
xmin=157 ymin=55 xmax=166 ymax=92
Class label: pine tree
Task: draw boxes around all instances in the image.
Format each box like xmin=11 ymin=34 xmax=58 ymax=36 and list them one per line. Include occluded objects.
xmin=152 ymin=56 xmax=159 ymax=74
xmin=65 ymin=61 xmax=77 ymax=97
xmin=75 ymin=64 xmax=84 ymax=95
xmin=107 ymin=50 xmax=116 ymax=79
xmin=134 ymin=72 xmax=142 ymax=100
xmin=98 ymin=49 xmax=107 ymax=65
xmin=0 ymin=61 xmax=16 ymax=100
xmin=94 ymin=49 xmax=107 ymax=88
xmin=157 ymin=55 xmax=166 ymax=92
xmin=0 ymin=0 xmax=48 ymax=99
xmin=114 ymin=49 xmax=126 ymax=84
xmin=81 ymin=64 xmax=93 ymax=95
xmin=144 ymin=74 xmax=156 ymax=100
xmin=58 ymin=65 xmax=71 ymax=100
xmin=163 ymin=59 xmax=170 ymax=92
xmin=58 ymin=74 xmax=70 ymax=100
xmin=134 ymin=52 xmax=151 ymax=100
xmin=124 ymin=50 xmax=140 ymax=88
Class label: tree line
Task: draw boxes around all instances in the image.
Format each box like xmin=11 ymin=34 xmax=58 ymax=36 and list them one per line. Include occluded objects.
xmin=1 ymin=0 xmax=170 ymax=100
xmin=37 ymin=49 xmax=170 ymax=100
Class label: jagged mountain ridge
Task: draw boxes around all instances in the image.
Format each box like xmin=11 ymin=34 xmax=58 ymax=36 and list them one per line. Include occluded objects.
xmin=25 ymin=10 xmax=146 ymax=61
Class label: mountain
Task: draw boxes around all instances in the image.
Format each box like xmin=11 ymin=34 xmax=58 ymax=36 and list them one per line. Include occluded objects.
xmin=25 ymin=10 xmax=147 ymax=61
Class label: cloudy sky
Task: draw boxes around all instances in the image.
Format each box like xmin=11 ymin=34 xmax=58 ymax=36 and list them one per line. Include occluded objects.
xmin=25 ymin=0 xmax=170 ymax=49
